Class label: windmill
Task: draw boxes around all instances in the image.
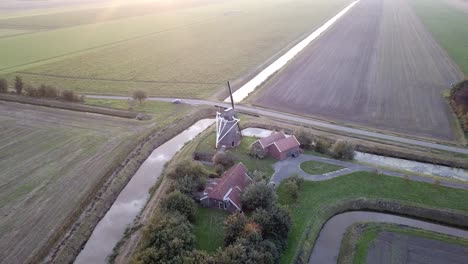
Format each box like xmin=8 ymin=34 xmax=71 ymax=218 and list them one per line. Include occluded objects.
xmin=216 ymin=81 xmax=241 ymax=148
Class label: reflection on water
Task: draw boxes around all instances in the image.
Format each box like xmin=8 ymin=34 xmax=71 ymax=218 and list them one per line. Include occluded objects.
xmin=355 ymin=152 xmax=468 ymax=181
xmin=74 ymin=119 xmax=215 ymax=264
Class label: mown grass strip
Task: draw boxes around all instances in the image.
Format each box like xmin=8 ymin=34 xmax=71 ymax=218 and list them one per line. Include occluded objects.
xmin=300 ymin=160 xmax=344 ymax=175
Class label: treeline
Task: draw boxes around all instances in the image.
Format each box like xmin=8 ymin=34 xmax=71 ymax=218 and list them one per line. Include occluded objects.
xmin=0 ymin=76 xmax=84 ymax=102
xmin=449 ymin=80 xmax=468 ymax=132
xmin=132 ymin=160 xmax=293 ymax=264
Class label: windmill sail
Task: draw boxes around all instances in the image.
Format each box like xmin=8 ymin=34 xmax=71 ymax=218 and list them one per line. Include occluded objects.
xmin=215 ymin=81 xmax=241 ymax=148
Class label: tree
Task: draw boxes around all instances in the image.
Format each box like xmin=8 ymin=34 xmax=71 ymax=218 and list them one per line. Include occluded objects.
xmin=0 ymin=78 xmax=7 ymax=93
xmin=133 ymin=90 xmax=147 ymax=104
xmin=330 ymin=140 xmax=355 ymax=160
xmin=295 ymin=128 xmax=314 ymax=149
xmin=38 ymin=84 xmax=58 ymax=98
xmin=161 ymin=190 xmax=196 ymax=222
xmin=251 ymin=170 xmax=267 ymax=182
xmin=224 ymin=212 xmax=247 ymax=246
xmin=182 ymin=250 xmax=214 ymax=264
xmin=241 ymin=181 xmax=277 ymax=212
xmin=15 ymin=76 xmax=23 ymax=94
xmin=251 ymin=206 xmax=291 ymax=250
xmin=62 ymin=90 xmax=80 ymax=102
xmin=166 ymin=160 xmax=208 ymax=196
xmin=135 ymin=212 xmax=194 ymax=264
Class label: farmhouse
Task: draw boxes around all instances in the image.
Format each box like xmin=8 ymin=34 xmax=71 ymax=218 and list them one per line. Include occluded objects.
xmin=252 ymin=131 xmax=301 ymax=160
xmin=200 ymin=163 xmax=251 ymax=212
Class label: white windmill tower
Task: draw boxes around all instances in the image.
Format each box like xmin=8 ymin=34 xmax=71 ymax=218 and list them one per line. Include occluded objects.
xmin=216 ymin=82 xmax=241 ymax=148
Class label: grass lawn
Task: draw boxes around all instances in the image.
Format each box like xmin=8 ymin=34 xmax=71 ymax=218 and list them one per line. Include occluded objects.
xmin=195 ymin=132 xmax=276 ymax=177
xmin=410 ymin=0 xmax=468 ymax=76
xmin=300 ymin=160 xmax=344 ymax=175
xmin=277 ymin=172 xmax=468 ymax=264
xmin=347 ymin=223 xmax=468 ymax=264
xmin=84 ymin=98 xmax=190 ymax=119
xmin=194 ymin=206 xmax=229 ymax=252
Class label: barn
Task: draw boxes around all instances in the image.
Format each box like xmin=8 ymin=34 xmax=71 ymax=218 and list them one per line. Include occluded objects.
xmin=252 ymin=131 xmax=301 ymax=160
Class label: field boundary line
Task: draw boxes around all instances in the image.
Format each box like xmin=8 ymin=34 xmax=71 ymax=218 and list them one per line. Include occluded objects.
xmin=0 ymin=16 xmax=221 ymax=74
xmin=16 ymin=71 xmax=223 ymax=86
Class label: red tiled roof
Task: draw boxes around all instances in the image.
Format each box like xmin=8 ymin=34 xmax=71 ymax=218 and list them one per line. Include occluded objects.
xmin=272 ymin=136 xmax=300 ymax=152
xmin=258 ymin=131 xmax=286 ymax=149
xmin=204 ymin=163 xmax=251 ymax=208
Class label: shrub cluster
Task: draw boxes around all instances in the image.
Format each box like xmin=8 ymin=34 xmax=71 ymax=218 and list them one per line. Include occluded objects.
xmin=282 ymin=174 xmax=304 ymax=202
xmin=8 ymin=76 xmax=84 ymax=102
xmin=212 ymin=151 xmax=236 ymax=174
xmin=0 ymin=78 xmax=7 ymax=93
xmin=295 ymin=128 xmax=315 ymax=150
xmin=330 ymin=140 xmax=355 ymax=160
xmin=166 ymin=160 xmax=209 ymax=197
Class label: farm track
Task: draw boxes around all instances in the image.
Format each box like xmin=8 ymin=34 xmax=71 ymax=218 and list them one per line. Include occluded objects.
xmin=16 ymin=71 xmax=223 ymax=86
xmin=254 ymin=0 xmax=464 ymax=141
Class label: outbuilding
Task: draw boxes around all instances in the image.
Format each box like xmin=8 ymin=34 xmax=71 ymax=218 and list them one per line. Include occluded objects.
xmin=251 ymin=131 xmax=301 ymax=160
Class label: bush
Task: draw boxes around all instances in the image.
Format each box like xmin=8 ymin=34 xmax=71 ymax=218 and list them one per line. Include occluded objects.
xmin=161 ymin=190 xmax=196 ymax=222
xmin=61 ymin=90 xmax=81 ymax=102
xmin=314 ymin=138 xmax=331 ymax=154
xmin=330 ymin=140 xmax=355 ymax=160
xmin=25 ymin=85 xmax=38 ymax=97
xmin=284 ymin=181 xmax=299 ymax=200
xmin=295 ymin=128 xmax=314 ymax=149
xmin=251 ymin=170 xmax=267 ymax=182
xmin=214 ymin=164 xmax=225 ymax=175
xmin=15 ymin=76 xmax=23 ymax=94
xmin=133 ymin=90 xmax=147 ymax=104
xmin=249 ymin=142 xmax=267 ymax=159
xmin=0 ymin=78 xmax=7 ymax=93
xmin=212 ymin=151 xmax=236 ymax=168
xmin=38 ymin=84 xmax=59 ymax=98
xmin=241 ymin=181 xmax=277 ymax=212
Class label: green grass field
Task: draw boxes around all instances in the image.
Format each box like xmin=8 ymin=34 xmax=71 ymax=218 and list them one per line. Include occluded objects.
xmin=347 ymin=223 xmax=468 ymax=264
xmin=194 ymin=206 xmax=228 ymax=252
xmin=277 ymin=172 xmax=468 ymax=264
xmin=0 ymin=0 xmax=352 ymax=98
xmin=410 ymin=0 xmax=468 ymax=76
xmin=300 ymin=160 xmax=344 ymax=174
xmin=195 ymin=132 xmax=276 ymax=177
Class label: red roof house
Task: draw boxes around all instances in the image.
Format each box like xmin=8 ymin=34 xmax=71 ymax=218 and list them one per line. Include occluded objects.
xmin=200 ymin=163 xmax=251 ymax=212
xmin=253 ymin=131 xmax=301 ymax=160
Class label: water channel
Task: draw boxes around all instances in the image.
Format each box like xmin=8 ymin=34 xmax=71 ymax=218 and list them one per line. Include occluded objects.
xmin=74 ymin=119 xmax=214 ymax=264
xmin=309 ymin=211 xmax=468 ymax=264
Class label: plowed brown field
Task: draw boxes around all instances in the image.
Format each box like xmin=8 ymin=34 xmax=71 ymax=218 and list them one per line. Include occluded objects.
xmin=254 ymin=0 xmax=464 ymax=141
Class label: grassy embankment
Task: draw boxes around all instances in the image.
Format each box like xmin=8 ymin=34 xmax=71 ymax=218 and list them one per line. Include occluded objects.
xmin=411 ymin=0 xmax=468 ymax=76
xmin=277 ymin=172 xmax=468 ymax=264
xmin=339 ymin=222 xmax=468 ymax=264
xmin=300 ymin=160 xmax=344 ymax=174
xmin=0 ymin=0 xmax=352 ymax=98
